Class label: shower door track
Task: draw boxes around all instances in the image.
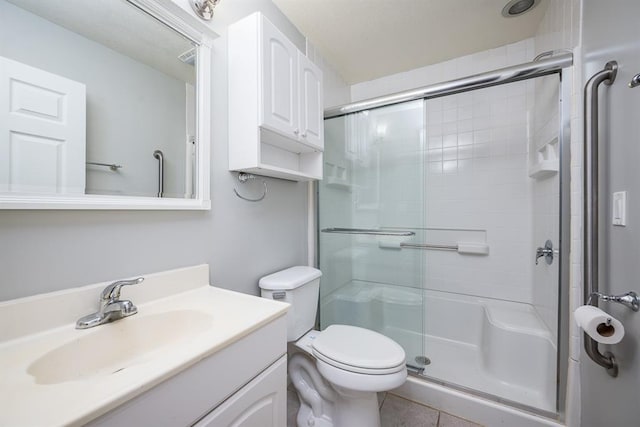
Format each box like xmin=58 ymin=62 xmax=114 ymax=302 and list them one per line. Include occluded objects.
xmin=325 ymin=53 xmax=573 ymax=119
xmin=407 ymin=370 xmax=559 ymax=421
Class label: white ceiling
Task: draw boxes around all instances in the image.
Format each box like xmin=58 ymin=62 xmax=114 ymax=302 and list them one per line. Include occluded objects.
xmin=272 ymin=0 xmax=550 ymax=84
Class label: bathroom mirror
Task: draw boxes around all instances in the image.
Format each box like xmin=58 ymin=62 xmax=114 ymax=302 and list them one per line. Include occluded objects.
xmin=0 ymin=0 xmax=214 ymax=209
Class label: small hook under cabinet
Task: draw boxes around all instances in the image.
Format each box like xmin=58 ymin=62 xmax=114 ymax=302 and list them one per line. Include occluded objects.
xmin=233 ymin=172 xmax=267 ymax=202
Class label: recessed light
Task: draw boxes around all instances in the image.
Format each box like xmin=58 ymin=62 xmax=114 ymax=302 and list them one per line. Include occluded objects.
xmin=501 ymin=0 xmax=540 ymax=17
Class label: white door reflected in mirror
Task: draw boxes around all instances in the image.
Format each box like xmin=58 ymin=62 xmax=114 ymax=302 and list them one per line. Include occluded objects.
xmin=0 ymin=57 xmax=86 ymax=195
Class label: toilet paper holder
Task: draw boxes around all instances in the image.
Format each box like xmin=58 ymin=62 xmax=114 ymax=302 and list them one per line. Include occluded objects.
xmin=588 ymin=291 xmax=640 ymax=312
xmin=582 ymin=291 xmax=638 ymax=377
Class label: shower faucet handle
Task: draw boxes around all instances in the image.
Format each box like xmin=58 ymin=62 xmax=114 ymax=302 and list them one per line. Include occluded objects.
xmin=535 ymin=240 xmax=555 ymax=265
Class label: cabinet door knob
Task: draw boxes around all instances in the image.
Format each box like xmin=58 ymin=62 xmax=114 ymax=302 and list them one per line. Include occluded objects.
xmin=293 ymin=129 xmax=299 ymax=135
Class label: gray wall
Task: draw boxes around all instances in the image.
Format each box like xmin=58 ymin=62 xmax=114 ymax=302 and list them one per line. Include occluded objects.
xmin=0 ymin=0 xmax=314 ymax=301
xmin=580 ymin=1 xmax=640 ymax=426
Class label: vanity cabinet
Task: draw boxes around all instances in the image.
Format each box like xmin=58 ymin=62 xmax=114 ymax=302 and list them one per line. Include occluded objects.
xmin=87 ymin=316 xmax=287 ymax=427
xmin=229 ymin=12 xmax=323 ymax=181
xmin=194 ymin=356 xmax=286 ymax=427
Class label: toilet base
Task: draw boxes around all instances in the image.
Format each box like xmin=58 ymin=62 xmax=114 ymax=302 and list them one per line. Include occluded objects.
xmin=289 ymin=353 xmax=384 ymax=427
xmin=332 ymin=385 xmax=381 ymax=427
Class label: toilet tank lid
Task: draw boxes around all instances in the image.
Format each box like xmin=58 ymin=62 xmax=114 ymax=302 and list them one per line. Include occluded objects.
xmin=259 ymin=266 xmax=322 ymax=290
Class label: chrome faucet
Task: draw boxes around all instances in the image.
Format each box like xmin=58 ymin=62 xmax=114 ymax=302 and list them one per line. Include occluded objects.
xmin=76 ymin=277 xmax=144 ymax=329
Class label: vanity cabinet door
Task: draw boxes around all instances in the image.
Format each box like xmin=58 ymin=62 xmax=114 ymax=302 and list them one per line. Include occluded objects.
xmin=260 ymin=17 xmax=299 ymax=140
xmin=298 ymin=53 xmax=323 ymax=150
xmin=194 ymin=356 xmax=287 ymax=427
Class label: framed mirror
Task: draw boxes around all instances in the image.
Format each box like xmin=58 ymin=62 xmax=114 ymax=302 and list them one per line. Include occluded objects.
xmin=0 ymin=0 xmax=214 ymax=209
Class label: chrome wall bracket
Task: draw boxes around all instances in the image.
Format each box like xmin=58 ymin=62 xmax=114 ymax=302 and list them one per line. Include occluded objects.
xmin=589 ymin=291 xmax=640 ymax=312
xmin=629 ymin=73 xmax=640 ymax=88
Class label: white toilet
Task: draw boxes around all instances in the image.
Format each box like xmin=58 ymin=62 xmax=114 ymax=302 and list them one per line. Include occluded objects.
xmin=259 ymin=266 xmax=407 ymax=427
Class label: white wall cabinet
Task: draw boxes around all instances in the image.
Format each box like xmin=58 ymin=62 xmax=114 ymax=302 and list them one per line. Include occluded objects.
xmin=229 ymin=12 xmax=324 ymax=181
xmin=260 ymin=19 xmax=299 ymax=141
xmin=298 ymin=53 xmax=323 ymax=149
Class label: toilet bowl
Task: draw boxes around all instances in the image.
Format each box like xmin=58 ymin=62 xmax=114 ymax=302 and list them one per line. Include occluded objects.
xmin=259 ymin=266 xmax=407 ymax=427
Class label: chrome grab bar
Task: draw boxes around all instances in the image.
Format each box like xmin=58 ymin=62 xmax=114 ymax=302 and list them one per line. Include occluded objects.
xmin=321 ymin=228 xmax=415 ymax=237
xmin=153 ymin=150 xmax=164 ymax=198
xmin=584 ymin=60 xmax=618 ymax=377
xmin=86 ymin=161 xmax=122 ymax=171
xmin=400 ymin=243 xmax=457 ymax=251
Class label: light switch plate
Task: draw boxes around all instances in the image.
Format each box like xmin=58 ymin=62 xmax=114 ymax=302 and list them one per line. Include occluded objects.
xmin=613 ymin=191 xmax=627 ymax=226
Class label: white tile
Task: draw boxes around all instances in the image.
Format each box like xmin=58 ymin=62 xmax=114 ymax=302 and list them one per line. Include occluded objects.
xmin=443 ymin=134 xmax=458 ymax=148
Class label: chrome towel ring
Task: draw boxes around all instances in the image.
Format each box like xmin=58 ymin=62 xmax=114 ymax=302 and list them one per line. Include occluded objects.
xmin=233 ymin=172 xmax=267 ymax=202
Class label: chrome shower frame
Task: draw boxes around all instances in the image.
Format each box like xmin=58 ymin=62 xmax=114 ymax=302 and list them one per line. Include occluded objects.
xmin=317 ymin=53 xmax=574 ymax=421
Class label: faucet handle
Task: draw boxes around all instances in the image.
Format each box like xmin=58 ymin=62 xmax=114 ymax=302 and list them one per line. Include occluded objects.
xmin=100 ymin=277 xmax=144 ymax=301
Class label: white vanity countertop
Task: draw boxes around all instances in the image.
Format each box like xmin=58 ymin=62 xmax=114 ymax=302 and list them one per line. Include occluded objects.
xmin=0 ymin=265 xmax=288 ymax=427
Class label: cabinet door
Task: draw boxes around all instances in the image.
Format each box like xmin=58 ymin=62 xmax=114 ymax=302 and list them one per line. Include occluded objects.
xmin=194 ymin=356 xmax=287 ymax=427
xmin=261 ymin=17 xmax=299 ymax=139
xmin=298 ymin=53 xmax=324 ymax=150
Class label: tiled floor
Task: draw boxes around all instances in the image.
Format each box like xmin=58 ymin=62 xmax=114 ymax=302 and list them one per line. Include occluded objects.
xmin=287 ymin=387 xmax=483 ymax=427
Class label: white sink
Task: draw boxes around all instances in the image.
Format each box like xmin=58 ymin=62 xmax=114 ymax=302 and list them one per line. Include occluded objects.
xmin=0 ymin=265 xmax=289 ymax=427
xmin=28 ymin=309 xmax=213 ymax=384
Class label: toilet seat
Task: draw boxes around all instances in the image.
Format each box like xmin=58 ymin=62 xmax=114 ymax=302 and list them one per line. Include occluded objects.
xmin=315 ymin=356 xmax=407 ymax=392
xmin=311 ymin=325 xmax=406 ymax=375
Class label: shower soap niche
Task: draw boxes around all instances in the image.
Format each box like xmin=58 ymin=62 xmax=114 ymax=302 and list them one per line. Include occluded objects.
xmin=324 ymin=161 xmax=351 ymax=190
xmin=528 ymin=137 xmax=559 ymax=179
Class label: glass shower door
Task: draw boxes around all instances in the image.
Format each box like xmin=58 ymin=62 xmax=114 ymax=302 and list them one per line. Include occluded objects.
xmin=319 ymin=100 xmax=427 ymax=369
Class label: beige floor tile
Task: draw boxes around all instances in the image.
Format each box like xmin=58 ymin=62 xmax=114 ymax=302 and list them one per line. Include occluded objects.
xmin=378 ymin=392 xmax=387 ymax=408
xmin=438 ymin=412 xmax=483 ymax=427
xmin=380 ymin=394 xmax=439 ymax=427
xmin=287 ymin=388 xmax=300 ymax=427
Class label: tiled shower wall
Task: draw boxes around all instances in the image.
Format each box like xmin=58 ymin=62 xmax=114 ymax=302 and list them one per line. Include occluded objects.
xmin=349 ymin=39 xmax=543 ymax=305
xmin=421 ymin=80 xmax=535 ymax=304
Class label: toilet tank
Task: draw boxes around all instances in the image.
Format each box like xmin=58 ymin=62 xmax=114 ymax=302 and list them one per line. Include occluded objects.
xmin=259 ymin=266 xmax=322 ymax=341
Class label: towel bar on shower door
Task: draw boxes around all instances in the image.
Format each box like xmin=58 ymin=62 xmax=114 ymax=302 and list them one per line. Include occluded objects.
xmin=320 ymin=228 xmax=415 ymax=236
